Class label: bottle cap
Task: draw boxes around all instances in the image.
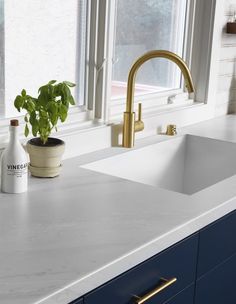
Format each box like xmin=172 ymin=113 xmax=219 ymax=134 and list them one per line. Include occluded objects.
xmin=10 ymin=119 xmax=19 ymax=127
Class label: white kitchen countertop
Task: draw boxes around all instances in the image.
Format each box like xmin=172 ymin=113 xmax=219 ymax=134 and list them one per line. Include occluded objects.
xmin=1 ymin=115 xmax=236 ymax=304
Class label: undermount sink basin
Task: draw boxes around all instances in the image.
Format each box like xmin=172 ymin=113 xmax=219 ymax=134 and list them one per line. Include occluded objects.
xmin=82 ymin=135 xmax=236 ymax=195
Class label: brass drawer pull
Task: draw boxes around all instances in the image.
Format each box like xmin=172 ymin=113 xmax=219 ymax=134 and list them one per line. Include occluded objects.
xmin=134 ymin=277 xmax=177 ymax=304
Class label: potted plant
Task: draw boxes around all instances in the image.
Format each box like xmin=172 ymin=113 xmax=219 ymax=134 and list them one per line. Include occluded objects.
xmin=14 ymin=80 xmax=76 ymax=177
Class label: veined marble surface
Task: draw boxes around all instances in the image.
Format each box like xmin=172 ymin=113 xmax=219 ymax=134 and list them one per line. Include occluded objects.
xmin=1 ymin=115 xmax=236 ymax=304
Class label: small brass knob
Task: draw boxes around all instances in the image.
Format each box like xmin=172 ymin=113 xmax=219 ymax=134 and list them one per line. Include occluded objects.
xmin=166 ymin=124 xmax=177 ymax=136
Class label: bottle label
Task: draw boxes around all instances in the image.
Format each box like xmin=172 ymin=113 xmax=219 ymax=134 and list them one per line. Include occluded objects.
xmin=6 ymin=163 xmax=28 ymax=178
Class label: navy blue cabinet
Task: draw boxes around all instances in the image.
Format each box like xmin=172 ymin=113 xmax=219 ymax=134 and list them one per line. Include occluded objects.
xmin=84 ymin=234 xmax=198 ymax=304
xmin=195 ymin=210 xmax=236 ymax=304
xmin=195 ymin=253 xmax=236 ymax=304
xmin=197 ymin=210 xmax=236 ymax=277
xmin=165 ymin=284 xmax=194 ymax=304
xmin=70 ymin=209 xmax=236 ymax=304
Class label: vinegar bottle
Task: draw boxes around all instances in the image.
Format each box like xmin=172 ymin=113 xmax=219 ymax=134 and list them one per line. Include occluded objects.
xmin=1 ymin=120 xmax=28 ymax=193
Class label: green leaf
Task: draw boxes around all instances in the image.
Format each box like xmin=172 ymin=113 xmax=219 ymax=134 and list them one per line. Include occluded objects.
xmin=53 ymin=83 xmax=62 ymax=97
xmin=48 ymin=80 xmax=57 ymax=85
xmin=22 ymin=99 xmax=35 ymax=113
xmin=29 ymin=112 xmax=36 ymax=125
xmin=21 ymin=89 xmax=26 ymax=97
xmin=62 ymin=84 xmax=71 ymax=101
xmin=27 ymin=99 xmax=35 ymax=112
xmin=59 ymin=104 xmax=68 ymax=122
xmin=39 ymin=117 xmax=48 ymax=129
xmin=48 ymin=84 xmax=54 ymax=98
xmin=14 ymin=95 xmax=24 ymax=112
xmin=48 ymin=102 xmax=58 ymax=126
xmin=32 ymin=120 xmax=39 ymax=137
xmin=69 ymin=95 xmax=76 ymax=105
xmin=38 ymin=86 xmax=49 ymax=107
xmin=48 ymin=100 xmax=57 ymax=111
xmin=24 ymin=124 xmax=29 ymax=137
xmin=63 ymin=81 xmax=76 ymax=87
xmin=24 ymin=115 xmax=28 ymax=123
xmin=51 ymin=115 xmax=58 ymax=126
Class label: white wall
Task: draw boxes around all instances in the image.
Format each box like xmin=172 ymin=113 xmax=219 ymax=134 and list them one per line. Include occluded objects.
xmin=4 ymin=0 xmax=79 ymax=117
xmin=215 ymin=0 xmax=236 ymax=116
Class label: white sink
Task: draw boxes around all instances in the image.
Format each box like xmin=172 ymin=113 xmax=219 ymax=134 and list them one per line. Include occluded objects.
xmin=82 ymin=135 xmax=236 ymax=195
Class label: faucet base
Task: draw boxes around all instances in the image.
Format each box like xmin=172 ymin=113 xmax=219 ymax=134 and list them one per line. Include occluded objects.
xmin=122 ymin=111 xmax=144 ymax=148
xmin=122 ymin=112 xmax=135 ymax=148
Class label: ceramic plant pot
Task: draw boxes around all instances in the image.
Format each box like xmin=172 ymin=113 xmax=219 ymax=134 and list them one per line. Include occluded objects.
xmin=27 ymin=137 xmax=65 ymax=178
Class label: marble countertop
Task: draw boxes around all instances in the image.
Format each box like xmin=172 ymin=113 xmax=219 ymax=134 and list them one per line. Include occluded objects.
xmin=1 ymin=115 xmax=236 ymax=304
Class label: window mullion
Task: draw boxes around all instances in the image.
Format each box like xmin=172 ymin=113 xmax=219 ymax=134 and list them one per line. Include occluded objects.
xmin=191 ymin=0 xmax=216 ymax=103
xmin=86 ymin=0 xmax=99 ymax=113
xmin=93 ymin=0 xmax=116 ymax=122
xmin=183 ymin=0 xmax=196 ymax=69
xmin=77 ymin=0 xmax=88 ymax=106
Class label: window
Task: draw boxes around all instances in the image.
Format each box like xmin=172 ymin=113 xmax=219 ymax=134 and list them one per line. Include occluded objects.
xmin=2 ymin=0 xmax=87 ymax=118
xmin=92 ymin=0 xmax=197 ymax=121
xmin=0 ymin=0 xmax=217 ymax=131
xmin=112 ymin=0 xmax=187 ymax=100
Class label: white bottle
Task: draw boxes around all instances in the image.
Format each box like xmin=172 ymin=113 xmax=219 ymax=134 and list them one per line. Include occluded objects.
xmin=1 ymin=120 xmax=28 ymax=193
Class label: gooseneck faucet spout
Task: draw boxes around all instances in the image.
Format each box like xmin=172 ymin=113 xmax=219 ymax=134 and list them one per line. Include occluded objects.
xmin=122 ymin=50 xmax=195 ymax=148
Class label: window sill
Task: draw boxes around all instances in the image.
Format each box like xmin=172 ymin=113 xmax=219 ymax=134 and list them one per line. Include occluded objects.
xmin=0 ymin=102 xmax=212 ymax=158
xmin=0 ymin=108 xmax=104 ymax=149
xmin=0 ymin=117 xmax=111 ymax=160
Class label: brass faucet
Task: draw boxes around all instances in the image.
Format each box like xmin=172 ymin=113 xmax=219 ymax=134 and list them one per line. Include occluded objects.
xmin=122 ymin=50 xmax=195 ymax=148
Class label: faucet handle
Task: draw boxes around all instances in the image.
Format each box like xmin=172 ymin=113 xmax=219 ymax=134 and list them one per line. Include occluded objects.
xmin=138 ymin=103 xmax=142 ymax=121
xmin=135 ymin=103 xmax=144 ymax=132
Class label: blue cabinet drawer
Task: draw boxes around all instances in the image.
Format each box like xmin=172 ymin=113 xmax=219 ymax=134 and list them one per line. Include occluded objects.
xmin=197 ymin=209 xmax=236 ymax=277
xmin=195 ymin=252 xmax=236 ymax=304
xmin=165 ymin=284 xmax=194 ymax=304
xmin=84 ymin=234 xmax=198 ymax=304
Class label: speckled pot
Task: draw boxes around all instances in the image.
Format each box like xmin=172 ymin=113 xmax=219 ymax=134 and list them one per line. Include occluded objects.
xmin=27 ymin=137 xmax=65 ymax=178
